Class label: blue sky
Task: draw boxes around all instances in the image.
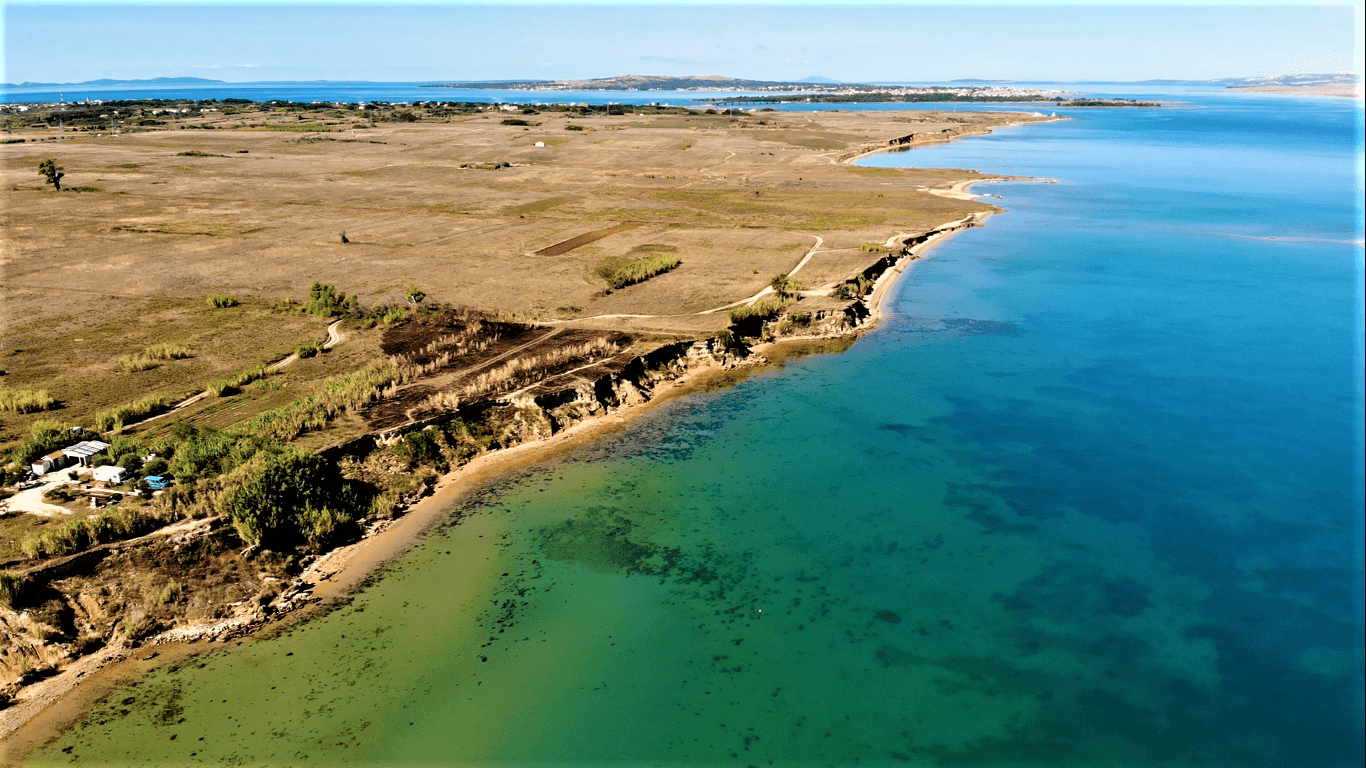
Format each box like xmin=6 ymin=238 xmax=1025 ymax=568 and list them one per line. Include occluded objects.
xmin=2 ymin=3 xmax=1361 ymax=84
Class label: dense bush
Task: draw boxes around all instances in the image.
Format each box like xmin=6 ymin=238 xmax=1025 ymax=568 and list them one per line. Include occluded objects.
xmin=167 ymin=426 xmax=275 ymax=482
xmin=295 ymin=340 xmax=325 ymax=359
xmin=832 ymin=274 xmax=873 ymax=300
xmin=0 ymin=571 xmax=32 ymax=608
xmin=0 ymin=388 xmax=55 ymax=414
xmin=10 ymin=420 xmax=79 ymax=467
xmin=216 ymin=447 xmax=360 ymax=549
xmin=306 ymin=282 xmax=357 ymax=317
xmin=393 ymin=428 xmax=445 ymax=470
xmin=593 ymin=254 xmax=681 ymax=290
xmin=206 ymin=295 xmax=240 ymax=308
xmin=208 ymin=364 xmax=274 ymax=396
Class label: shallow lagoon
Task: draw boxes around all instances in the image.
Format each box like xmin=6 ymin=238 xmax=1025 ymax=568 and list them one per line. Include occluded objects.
xmin=31 ymin=90 xmax=1364 ymax=766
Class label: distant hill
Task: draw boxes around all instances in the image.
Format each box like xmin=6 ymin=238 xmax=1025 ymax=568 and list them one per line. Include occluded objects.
xmin=1208 ymin=73 xmax=1359 ymax=87
xmin=1135 ymin=73 xmax=1359 ymax=86
xmin=3 ymin=76 xmax=226 ymax=88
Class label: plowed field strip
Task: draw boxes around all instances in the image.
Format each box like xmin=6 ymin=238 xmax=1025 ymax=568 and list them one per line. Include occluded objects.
xmin=534 ymin=223 xmax=642 ymax=256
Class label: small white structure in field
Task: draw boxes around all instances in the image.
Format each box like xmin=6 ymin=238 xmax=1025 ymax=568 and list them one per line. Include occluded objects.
xmin=93 ymin=465 xmax=129 ymax=484
xmin=534 ymin=141 xmax=545 ymax=148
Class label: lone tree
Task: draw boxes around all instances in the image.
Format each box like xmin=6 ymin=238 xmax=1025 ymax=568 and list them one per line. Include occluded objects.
xmin=769 ymin=273 xmax=802 ymax=300
xmin=404 ymin=284 xmax=427 ymax=305
xmin=37 ymin=159 xmax=64 ymax=191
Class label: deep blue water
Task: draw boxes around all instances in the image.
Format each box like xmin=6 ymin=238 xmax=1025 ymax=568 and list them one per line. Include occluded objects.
xmin=35 ymin=88 xmax=1365 ymax=766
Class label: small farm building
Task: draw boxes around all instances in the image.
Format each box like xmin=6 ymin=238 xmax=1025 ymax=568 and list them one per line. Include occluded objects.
xmin=61 ymin=440 xmax=110 ymax=467
xmin=31 ymin=451 xmax=69 ymax=476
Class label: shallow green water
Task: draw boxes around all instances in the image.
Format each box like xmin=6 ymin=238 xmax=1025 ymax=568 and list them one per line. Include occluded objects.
xmin=30 ymin=87 xmax=1363 ymax=766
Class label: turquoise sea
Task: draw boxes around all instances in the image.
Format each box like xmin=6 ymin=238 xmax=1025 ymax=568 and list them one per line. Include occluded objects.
xmin=29 ymin=89 xmax=1364 ymax=766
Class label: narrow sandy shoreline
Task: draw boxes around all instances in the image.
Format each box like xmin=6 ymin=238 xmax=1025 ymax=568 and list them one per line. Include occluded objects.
xmin=0 ymin=121 xmax=1051 ymax=763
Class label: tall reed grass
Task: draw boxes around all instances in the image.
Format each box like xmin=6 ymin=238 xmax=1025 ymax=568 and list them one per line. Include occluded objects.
xmin=728 ymin=296 xmax=792 ymax=323
xmin=237 ymin=362 xmax=403 ymax=441
xmin=593 ymin=253 xmax=681 ymax=290
xmin=91 ymin=395 xmax=168 ymax=432
xmin=0 ymin=388 xmax=55 ymax=413
xmin=208 ymin=365 xmax=274 ymax=396
xmin=461 ymin=338 xmax=619 ymax=398
xmin=118 ymin=343 xmax=192 ymax=373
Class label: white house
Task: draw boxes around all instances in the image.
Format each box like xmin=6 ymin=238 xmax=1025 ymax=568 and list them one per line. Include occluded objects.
xmin=92 ymin=465 xmax=129 ymax=484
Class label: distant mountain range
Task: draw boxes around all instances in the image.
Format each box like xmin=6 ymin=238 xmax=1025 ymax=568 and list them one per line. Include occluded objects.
xmin=3 ymin=76 xmax=227 ymax=88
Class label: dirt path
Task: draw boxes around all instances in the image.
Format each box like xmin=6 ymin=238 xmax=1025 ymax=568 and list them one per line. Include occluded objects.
xmin=109 ymin=319 xmax=344 ymax=435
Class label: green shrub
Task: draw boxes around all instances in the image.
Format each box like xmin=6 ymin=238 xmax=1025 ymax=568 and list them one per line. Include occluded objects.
xmin=295 ymin=340 xmax=324 ymax=359
xmin=305 ymin=282 xmax=357 ymax=317
xmin=832 ymin=274 xmax=874 ymax=300
xmin=216 ymin=447 xmax=359 ymax=549
xmin=500 ymin=118 xmax=536 ymax=126
xmin=0 ymin=388 xmax=55 ymax=414
xmin=1 ymin=571 xmax=33 ymax=608
xmin=11 ymin=420 xmax=79 ymax=467
xmin=207 ymin=365 xmax=273 ymax=396
xmin=593 ymin=254 xmax=681 ymax=290
xmin=176 ymin=150 xmax=219 ymax=157
xmin=393 ymin=428 xmax=444 ymax=469
xmin=206 ymin=295 xmax=240 ymax=308
xmin=565 ymin=124 xmax=587 ymax=131
xmin=167 ymin=426 xmax=275 ymax=482
xmin=728 ymin=297 xmax=792 ymax=323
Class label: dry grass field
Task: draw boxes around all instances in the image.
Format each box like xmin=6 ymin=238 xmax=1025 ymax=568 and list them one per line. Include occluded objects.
xmin=1 ymin=103 xmax=1049 ymax=449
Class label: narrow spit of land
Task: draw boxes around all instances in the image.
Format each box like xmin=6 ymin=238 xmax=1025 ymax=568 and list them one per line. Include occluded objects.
xmin=0 ymin=99 xmax=1060 ymax=753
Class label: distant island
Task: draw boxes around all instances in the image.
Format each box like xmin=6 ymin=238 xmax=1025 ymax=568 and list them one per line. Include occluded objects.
xmin=424 ymin=74 xmax=1087 ymax=103
xmin=1217 ymin=73 xmax=1361 ymax=98
xmin=424 ymin=74 xmax=868 ymax=92
xmin=3 ymin=76 xmax=227 ymax=88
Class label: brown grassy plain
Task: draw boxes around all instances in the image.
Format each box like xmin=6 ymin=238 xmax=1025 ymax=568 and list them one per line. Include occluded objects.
xmin=1 ymin=104 xmax=1048 ymax=447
